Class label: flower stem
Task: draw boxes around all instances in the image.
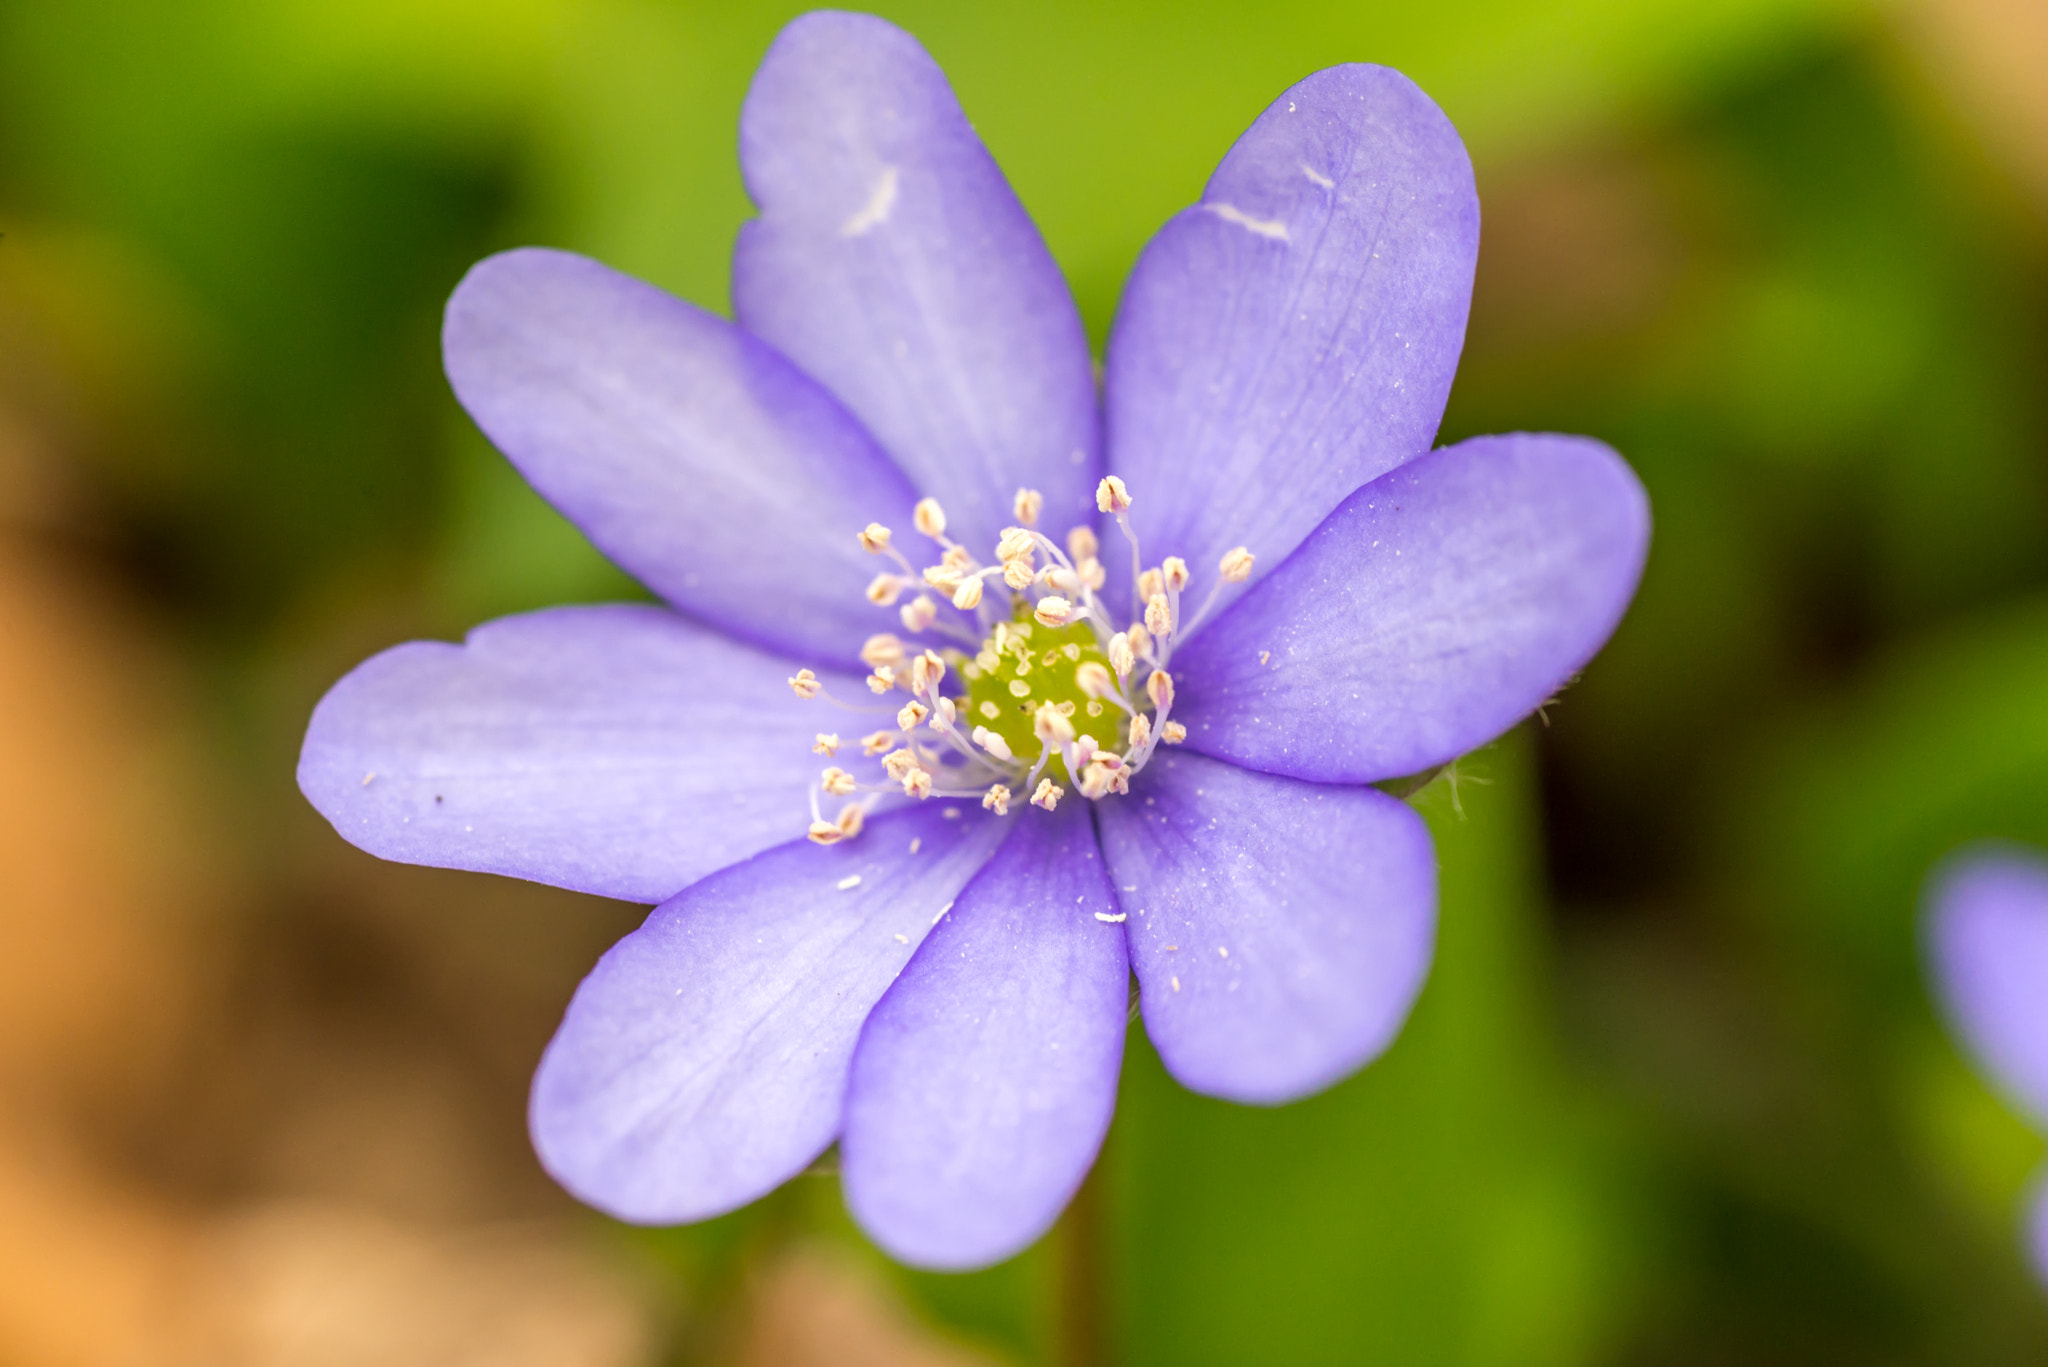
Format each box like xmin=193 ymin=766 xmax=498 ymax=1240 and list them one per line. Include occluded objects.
xmin=1054 ymin=1156 xmax=1111 ymax=1367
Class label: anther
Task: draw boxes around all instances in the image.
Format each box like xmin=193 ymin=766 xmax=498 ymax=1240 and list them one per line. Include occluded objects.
xmin=788 ymin=669 xmax=821 ymax=700
xmin=836 ymin=806 xmax=865 ymax=838
xmin=900 ymin=596 xmax=938 ymax=633
xmin=1067 ymin=526 xmax=1099 ymax=562
xmin=997 ymin=527 xmax=1036 ymax=562
xmin=1144 ymin=593 xmax=1173 ymax=639
xmin=859 ymin=523 xmax=893 ymax=553
xmin=1096 ymin=475 xmax=1132 ymax=514
xmin=866 ymin=574 xmax=905 ymax=606
xmin=861 ymin=731 xmax=895 ymax=756
xmin=865 ymin=669 xmax=895 ymax=695
xmin=913 ymin=497 xmax=947 ymax=539
xmin=860 ymin=634 xmax=906 ymax=670
xmin=822 ymin=767 xmax=856 ymax=796
xmin=1147 ymin=670 xmax=1175 ymax=710
xmin=1107 ymin=632 xmax=1136 ymax=677
xmin=1161 ymin=721 xmax=1187 ymax=744
xmin=882 ymin=750 xmax=921 ymax=781
xmin=1076 ymin=557 xmax=1106 ymax=590
xmin=982 ymin=784 xmax=1012 ymax=815
xmin=972 ymin=726 xmax=1014 ymax=762
xmin=1138 ymin=568 xmax=1164 ymax=602
xmin=902 ymin=768 xmax=934 ymax=800
xmin=909 ymin=650 xmax=945 ymax=694
xmin=1128 ymin=713 xmax=1152 ymax=749
xmin=1127 ymin=623 xmax=1154 ymax=659
xmin=1013 ymin=488 xmax=1044 ymax=526
xmin=1031 ymin=779 xmax=1063 ymax=811
xmin=813 ymin=733 xmax=841 ymax=756
xmin=942 ymin=544 xmax=973 ymax=573
xmin=1002 ymin=559 xmax=1035 ymax=590
xmin=1033 ymin=596 xmax=1074 ymax=627
xmin=897 ymin=700 xmax=929 ymax=731
xmin=1219 ymin=546 xmax=1255 ymax=583
xmin=952 ymin=576 xmax=984 ymax=610
xmin=808 ymin=819 xmax=845 ymax=845
xmin=1075 ymin=661 xmax=1114 ymax=699
xmin=931 ymin=696 xmax=958 ymax=731
xmin=1078 ymin=762 xmax=1115 ymax=800
xmin=1034 ymin=702 xmax=1077 ymax=746
xmin=1163 ymin=557 xmax=1189 ymax=592
xmin=922 ymin=564 xmax=963 ymax=592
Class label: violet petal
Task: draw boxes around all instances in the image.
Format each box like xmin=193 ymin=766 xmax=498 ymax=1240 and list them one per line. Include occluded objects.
xmin=443 ymin=247 xmax=916 ymax=663
xmin=1927 ymin=846 xmax=2048 ymax=1128
xmin=1103 ymin=63 xmax=1478 ymax=620
xmin=1174 ymin=433 xmax=1649 ymax=784
xmin=530 ymin=804 xmax=1007 ymax=1224
xmin=734 ymin=11 xmax=1100 ymax=552
xmin=1096 ymin=751 xmax=1436 ymax=1104
xmin=298 ymin=604 xmax=865 ymax=904
xmin=841 ymin=802 xmax=1127 ymax=1269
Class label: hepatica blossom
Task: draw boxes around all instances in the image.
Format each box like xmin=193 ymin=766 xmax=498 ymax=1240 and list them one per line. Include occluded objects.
xmin=299 ymin=11 xmax=1649 ymax=1269
xmin=1926 ymin=846 xmax=2048 ymax=1286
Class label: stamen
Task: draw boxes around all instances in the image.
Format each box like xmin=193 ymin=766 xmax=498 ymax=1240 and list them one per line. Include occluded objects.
xmin=1128 ymin=713 xmax=1152 ymax=749
xmin=821 ymin=767 xmax=856 ymax=796
xmin=1031 ymin=779 xmax=1063 ymax=811
xmin=1096 ymin=475 xmax=1132 ymax=514
xmin=808 ymin=819 xmax=846 ymax=845
xmin=1034 ymin=596 xmax=1075 ymax=627
xmin=813 ymin=733 xmax=841 ymax=756
xmin=882 ymin=750 xmax=922 ymax=781
xmin=1002 ymin=559 xmax=1035 ymax=590
xmin=931 ymin=696 xmax=958 ymax=731
xmin=788 ymin=669 xmax=822 ymax=700
xmin=1076 ymin=556 xmax=1107 ymax=590
xmin=1163 ymin=557 xmax=1189 ymax=592
xmin=1075 ymin=661 xmax=1114 ymax=699
xmin=1138 ymin=567 xmax=1164 ymax=602
xmin=1161 ymin=721 xmax=1188 ymax=744
xmin=860 ymin=634 xmax=906 ymax=670
xmin=865 ymin=669 xmax=895 ymax=695
xmin=866 ymin=574 xmax=905 ymax=606
xmin=1147 ymin=670 xmax=1175 ymax=710
xmin=996 ymin=527 xmax=1037 ymax=562
xmin=952 ymin=576 xmax=984 ymax=610
xmin=1066 ymin=525 xmax=1099 ymax=562
xmin=836 ymin=805 xmax=866 ymax=838
xmin=982 ymin=784 xmax=1012 ymax=815
xmin=1013 ymin=488 xmax=1043 ymax=527
xmin=902 ymin=768 xmax=934 ymax=800
xmin=1127 ymin=623 xmax=1154 ymax=660
xmin=1219 ymin=546 xmax=1255 ymax=582
xmin=913 ymin=497 xmax=947 ymax=539
xmin=922 ymin=564 xmax=963 ymax=592
xmin=942 ymin=544 xmax=973 ymax=573
xmin=900 ymin=596 xmax=938 ymax=633
xmin=861 ymin=730 xmax=896 ymax=756
xmin=1033 ymin=702 xmax=1077 ymax=746
xmin=859 ymin=523 xmax=893 ymax=553
xmin=897 ymin=700 xmax=930 ymax=731
xmin=909 ymin=650 xmax=945 ymax=694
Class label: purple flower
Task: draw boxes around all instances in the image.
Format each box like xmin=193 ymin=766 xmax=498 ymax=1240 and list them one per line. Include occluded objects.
xmin=1926 ymin=846 xmax=2048 ymax=1287
xmin=298 ymin=11 xmax=1648 ymax=1270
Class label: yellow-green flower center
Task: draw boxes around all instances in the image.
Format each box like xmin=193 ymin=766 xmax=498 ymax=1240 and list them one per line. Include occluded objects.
xmin=958 ymin=607 xmax=1121 ymax=781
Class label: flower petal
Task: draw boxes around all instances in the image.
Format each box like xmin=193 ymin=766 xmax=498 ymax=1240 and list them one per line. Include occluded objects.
xmin=1096 ymin=751 xmax=1436 ymax=1104
xmin=1173 ymin=433 xmax=1649 ymax=784
xmin=1103 ymin=64 xmax=1478 ymax=616
xmin=733 ymin=11 xmax=1100 ymax=553
xmin=841 ymin=802 xmax=1126 ymax=1270
xmin=298 ymin=604 xmax=866 ymax=904
xmin=530 ymin=804 xmax=1007 ymax=1224
xmin=1927 ymin=846 xmax=2048 ymax=1128
xmin=443 ymin=247 xmax=916 ymax=663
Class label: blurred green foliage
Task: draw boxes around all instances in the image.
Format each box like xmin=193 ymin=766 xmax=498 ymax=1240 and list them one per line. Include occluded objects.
xmin=6 ymin=0 xmax=2048 ymax=1363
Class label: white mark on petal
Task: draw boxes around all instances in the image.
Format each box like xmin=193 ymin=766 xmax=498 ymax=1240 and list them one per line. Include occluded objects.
xmin=837 ymin=874 xmax=862 ymax=891
xmin=894 ymin=933 xmax=908 ymax=943
xmin=1096 ymin=911 xmax=1127 ymax=923
xmin=840 ymin=164 xmax=899 ymax=237
xmin=361 ymin=772 xmax=376 ymax=786
xmin=1302 ymin=163 xmax=1334 ymax=189
xmin=909 ymin=837 xmax=922 ymax=854
xmin=1204 ymin=201 xmax=1290 ymax=241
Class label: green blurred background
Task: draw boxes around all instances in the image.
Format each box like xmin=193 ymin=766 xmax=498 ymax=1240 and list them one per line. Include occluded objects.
xmin=3 ymin=1 xmax=2047 ymax=1363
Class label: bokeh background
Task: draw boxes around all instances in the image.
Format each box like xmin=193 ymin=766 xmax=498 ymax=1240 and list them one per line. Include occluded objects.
xmin=4 ymin=0 xmax=2048 ymax=1362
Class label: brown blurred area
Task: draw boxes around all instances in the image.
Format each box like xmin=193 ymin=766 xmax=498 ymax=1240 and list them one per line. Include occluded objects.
xmin=0 ymin=232 xmax=992 ymax=1366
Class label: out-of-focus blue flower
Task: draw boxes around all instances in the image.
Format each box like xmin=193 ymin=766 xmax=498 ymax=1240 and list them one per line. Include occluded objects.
xmin=1926 ymin=846 xmax=2048 ymax=1287
xmin=298 ymin=10 xmax=1648 ymax=1269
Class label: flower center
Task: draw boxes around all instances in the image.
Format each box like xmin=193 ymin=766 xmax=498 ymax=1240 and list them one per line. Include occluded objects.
xmin=787 ymin=478 xmax=1252 ymax=844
